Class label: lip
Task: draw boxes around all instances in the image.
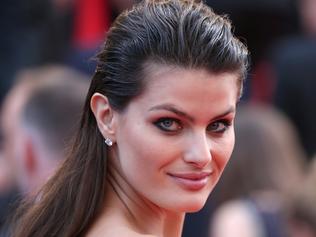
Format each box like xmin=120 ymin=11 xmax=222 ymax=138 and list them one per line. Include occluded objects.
xmin=167 ymin=172 xmax=212 ymax=191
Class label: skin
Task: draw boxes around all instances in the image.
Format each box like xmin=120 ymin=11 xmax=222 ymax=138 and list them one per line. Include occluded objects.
xmin=89 ymin=65 xmax=239 ymax=237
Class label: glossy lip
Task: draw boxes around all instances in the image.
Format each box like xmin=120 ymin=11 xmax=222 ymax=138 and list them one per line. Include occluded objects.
xmin=167 ymin=171 xmax=213 ymax=191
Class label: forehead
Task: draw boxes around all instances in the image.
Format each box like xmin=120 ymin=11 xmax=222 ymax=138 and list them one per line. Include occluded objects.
xmin=127 ymin=64 xmax=239 ymax=116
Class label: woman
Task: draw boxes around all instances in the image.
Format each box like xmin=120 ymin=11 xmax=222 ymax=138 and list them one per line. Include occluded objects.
xmin=12 ymin=0 xmax=248 ymax=236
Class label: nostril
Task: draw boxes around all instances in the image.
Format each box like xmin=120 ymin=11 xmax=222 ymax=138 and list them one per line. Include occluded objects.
xmin=182 ymin=132 xmax=212 ymax=167
xmin=183 ymin=144 xmax=212 ymax=168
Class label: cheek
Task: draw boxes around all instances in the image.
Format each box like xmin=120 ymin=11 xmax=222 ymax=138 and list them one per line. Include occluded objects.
xmin=116 ymin=123 xmax=174 ymax=175
xmin=214 ymin=131 xmax=235 ymax=172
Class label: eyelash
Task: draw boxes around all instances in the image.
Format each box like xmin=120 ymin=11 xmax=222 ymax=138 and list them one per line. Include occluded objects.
xmin=154 ymin=118 xmax=182 ymax=133
xmin=206 ymin=120 xmax=232 ymax=134
xmin=153 ymin=118 xmax=232 ymax=134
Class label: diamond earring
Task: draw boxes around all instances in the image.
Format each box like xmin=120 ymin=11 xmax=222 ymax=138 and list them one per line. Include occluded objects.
xmin=104 ymin=138 xmax=113 ymax=146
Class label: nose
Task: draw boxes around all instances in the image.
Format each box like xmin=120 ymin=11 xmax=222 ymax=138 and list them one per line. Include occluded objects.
xmin=183 ymin=132 xmax=212 ymax=168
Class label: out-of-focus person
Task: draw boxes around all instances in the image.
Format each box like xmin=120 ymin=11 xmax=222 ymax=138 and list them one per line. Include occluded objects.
xmin=208 ymin=104 xmax=306 ymax=237
xmin=0 ymin=65 xmax=89 ymax=235
xmin=1 ymin=65 xmax=89 ymax=197
xmin=270 ymin=38 xmax=316 ymax=159
xmin=265 ymin=0 xmax=316 ymax=159
xmin=287 ymin=157 xmax=316 ymax=237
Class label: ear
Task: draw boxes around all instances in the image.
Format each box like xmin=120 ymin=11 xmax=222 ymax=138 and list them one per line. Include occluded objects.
xmin=90 ymin=93 xmax=117 ymax=141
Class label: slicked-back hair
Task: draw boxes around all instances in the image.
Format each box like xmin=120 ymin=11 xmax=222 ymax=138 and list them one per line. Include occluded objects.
xmin=96 ymin=0 xmax=248 ymax=111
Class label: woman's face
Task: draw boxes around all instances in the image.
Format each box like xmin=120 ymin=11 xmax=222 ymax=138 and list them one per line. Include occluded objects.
xmin=110 ymin=66 xmax=239 ymax=212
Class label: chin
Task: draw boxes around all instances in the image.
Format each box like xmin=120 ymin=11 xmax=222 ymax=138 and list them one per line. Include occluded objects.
xmin=184 ymin=205 xmax=205 ymax=213
xmin=169 ymin=195 xmax=209 ymax=213
xmin=184 ymin=201 xmax=207 ymax=213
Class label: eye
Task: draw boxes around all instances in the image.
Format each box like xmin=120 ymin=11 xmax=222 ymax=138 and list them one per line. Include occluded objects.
xmin=154 ymin=118 xmax=182 ymax=132
xmin=207 ymin=120 xmax=231 ymax=134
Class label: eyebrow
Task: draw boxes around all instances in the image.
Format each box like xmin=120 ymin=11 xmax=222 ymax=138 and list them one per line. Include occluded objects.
xmin=149 ymin=104 xmax=195 ymax=122
xmin=212 ymin=106 xmax=236 ymax=121
xmin=149 ymin=103 xmax=235 ymax=122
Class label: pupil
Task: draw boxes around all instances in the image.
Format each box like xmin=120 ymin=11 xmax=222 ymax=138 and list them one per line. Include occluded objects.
xmin=209 ymin=123 xmax=219 ymax=130
xmin=163 ymin=120 xmax=172 ymax=127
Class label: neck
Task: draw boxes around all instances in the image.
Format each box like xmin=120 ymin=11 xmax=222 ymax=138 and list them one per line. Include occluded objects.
xmin=95 ymin=163 xmax=185 ymax=237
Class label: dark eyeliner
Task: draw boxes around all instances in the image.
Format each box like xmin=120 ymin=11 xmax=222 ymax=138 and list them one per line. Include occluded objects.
xmin=208 ymin=119 xmax=232 ymax=133
xmin=153 ymin=118 xmax=182 ymax=132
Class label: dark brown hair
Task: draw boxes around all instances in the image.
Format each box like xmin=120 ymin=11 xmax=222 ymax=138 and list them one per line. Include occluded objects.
xmin=12 ymin=1 xmax=248 ymax=236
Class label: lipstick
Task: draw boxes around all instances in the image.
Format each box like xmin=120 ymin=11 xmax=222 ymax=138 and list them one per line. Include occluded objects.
xmin=167 ymin=172 xmax=212 ymax=191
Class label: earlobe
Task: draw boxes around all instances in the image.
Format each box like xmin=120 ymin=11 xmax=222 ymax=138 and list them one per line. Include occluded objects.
xmin=90 ymin=93 xmax=116 ymax=140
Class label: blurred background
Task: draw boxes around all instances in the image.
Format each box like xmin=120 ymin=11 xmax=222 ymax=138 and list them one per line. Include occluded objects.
xmin=0 ymin=0 xmax=315 ymax=237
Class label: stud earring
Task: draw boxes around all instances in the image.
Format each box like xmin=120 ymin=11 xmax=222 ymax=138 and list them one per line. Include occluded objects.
xmin=104 ymin=138 xmax=113 ymax=146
